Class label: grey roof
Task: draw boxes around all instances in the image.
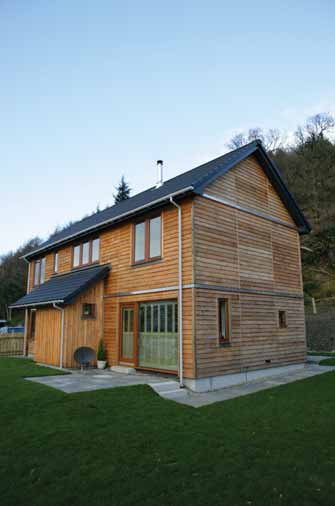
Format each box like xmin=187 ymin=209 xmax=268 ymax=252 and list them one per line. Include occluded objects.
xmin=10 ymin=264 xmax=110 ymax=308
xmin=24 ymin=141 xmax=311 ymax=260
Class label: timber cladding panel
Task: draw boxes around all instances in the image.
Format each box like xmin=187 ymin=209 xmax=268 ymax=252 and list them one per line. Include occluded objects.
xmin=63 ymin=281 xmax=104 ymax=368
xmin=103 ymin=288 xmax=195 ymax=378
xmin=205 ymin=154 xmax=294 ymax=224
xmin=194 ymin=289 xmax=306 ymax=378
xmin=33 ymin=281 xmax=104 ymax=368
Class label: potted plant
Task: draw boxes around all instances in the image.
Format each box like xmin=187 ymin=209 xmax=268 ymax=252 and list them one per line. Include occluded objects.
xmin=97 ymin=339 xmax=107 ymax=369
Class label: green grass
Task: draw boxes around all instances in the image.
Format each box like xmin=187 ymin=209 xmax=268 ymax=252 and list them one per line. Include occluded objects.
xmin=308 ymin=351 xmax=335 ymax=357
xmin=319 ymin=358 xmax=335 ymax=366
xmin=1 ymin=358 xmax=335 ymax=506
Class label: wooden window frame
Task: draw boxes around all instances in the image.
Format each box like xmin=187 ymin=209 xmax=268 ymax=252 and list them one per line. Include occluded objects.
xmin=132 ymin=214 xmax=162 ymax=265
xmin=81 ymin=303 xmax=96 ymax=320
xmin=33 ymin=257 xmax=46 ymax=286
xmin=278 ymin=310 xmax=287 ymax=329
xmin=218 ymin=298 xmax=231 ymax=345
xmin=72 ymin=237 xmax=100 ymax=269
xmin=53 ymin=252 xmax=59 ymax=274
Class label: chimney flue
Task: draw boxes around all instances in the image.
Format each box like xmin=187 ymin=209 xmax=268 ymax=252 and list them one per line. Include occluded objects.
xmin=156 ymin=160 xmax=163 ymax=188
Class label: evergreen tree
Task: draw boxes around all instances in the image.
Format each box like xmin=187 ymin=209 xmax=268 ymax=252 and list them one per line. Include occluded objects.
xmin=114 ymin=176 xmax=131 ymax=204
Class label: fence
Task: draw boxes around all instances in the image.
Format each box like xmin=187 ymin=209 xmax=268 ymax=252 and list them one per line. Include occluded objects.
xmin=0 ymin=334 xmax=24 ymax=356
xmin=305 ymin=298 xmax=335 ymax=352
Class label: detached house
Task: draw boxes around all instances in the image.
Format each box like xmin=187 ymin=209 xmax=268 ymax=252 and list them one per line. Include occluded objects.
xmin=10 ymin=141 xmax=310 ymax=391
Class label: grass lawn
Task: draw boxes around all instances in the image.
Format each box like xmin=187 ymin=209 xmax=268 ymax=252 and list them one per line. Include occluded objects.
xmin=319 ymin=358 xmax=335 ymax=366
xmin=308 ymin=351 xmax=335 ymax=357
xmin=1 ymin=358 xmax=335 ymax=506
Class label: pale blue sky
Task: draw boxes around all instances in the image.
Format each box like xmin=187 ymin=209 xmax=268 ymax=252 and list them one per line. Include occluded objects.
xmin=1 ymin=0 xmax=334 ymax=254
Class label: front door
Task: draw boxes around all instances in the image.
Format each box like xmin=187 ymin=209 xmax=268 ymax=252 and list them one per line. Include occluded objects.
xmin=120 ymin=304 xmax=136 ymax=364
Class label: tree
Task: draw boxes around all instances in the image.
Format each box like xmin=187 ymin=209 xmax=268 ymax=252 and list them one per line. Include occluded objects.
xmin=113 ymin=176 xmax=131 ymax=204
xmin=227 ymin=127 xmax=283 ymax=152
xmin=0 ymin=237 xmax=42 ymax=321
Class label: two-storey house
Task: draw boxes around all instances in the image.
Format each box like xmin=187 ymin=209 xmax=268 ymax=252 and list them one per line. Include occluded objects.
xmin=10 ymin=141 xmax=311 ymax=391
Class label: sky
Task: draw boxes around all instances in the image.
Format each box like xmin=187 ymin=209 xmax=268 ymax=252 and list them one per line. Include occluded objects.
xmin=1 ymin=0 xmax=334 ymax=255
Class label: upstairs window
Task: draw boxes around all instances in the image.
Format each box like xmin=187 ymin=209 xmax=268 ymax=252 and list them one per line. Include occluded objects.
xmin=218 ymin=299 xmax=230 ymax=345
xmin=54 ymin=252 xmax=59 ymax=273
xmin=134 ymin=215 xmax=161 ymax=264
xmin=72 ymin=238 xmax=100 ymax=268
xmin=34 ymin=257 xmax=46 ymax=286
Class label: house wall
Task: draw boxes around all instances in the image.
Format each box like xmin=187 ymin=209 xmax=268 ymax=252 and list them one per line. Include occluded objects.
xmin=193 ymin=155 xmax=306 ymax=379
xmin=27 ymin=200 xmax=195 ymax=375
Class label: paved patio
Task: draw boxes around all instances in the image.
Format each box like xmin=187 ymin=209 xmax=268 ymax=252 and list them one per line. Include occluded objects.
xmin=27 ymin=367 xmax=170 ymax=393
xmin=26 ymin=360 xmax=335 ymax=407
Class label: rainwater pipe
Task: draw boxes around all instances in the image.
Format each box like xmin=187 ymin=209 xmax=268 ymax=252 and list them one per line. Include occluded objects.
xmin=53 ymin=303 xmax=65 ymax=369
xmin=169 ymin=196 xmax=184 ymax=388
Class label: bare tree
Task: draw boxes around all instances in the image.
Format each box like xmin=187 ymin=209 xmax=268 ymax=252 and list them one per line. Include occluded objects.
xmin=227 ymin=127 xmax=284 ymax=152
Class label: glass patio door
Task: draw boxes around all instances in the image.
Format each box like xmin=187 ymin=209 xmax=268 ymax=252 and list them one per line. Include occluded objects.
xmin=138 ymin=301 xmax=178 ymax=372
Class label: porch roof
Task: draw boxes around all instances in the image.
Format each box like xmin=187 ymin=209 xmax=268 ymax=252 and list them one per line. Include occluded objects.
xmin=9 ymin=264 xmax=110 ymax=309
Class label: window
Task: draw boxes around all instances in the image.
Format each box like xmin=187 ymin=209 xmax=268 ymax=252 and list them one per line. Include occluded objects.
xmin=34 ymin=260 xmax=41 ymax=286
xmin=279 ymin=310 xmax=287 ymax=329
xmin=72 ymin=238 xmax=100 ymax=268
xmin=218 ymin=299 xmax=230 ymax=344
xmin=73 ymin=245 xmax=81 ymax=267
xmin=34 ymin=257 xmax=46 ymax=286
xmin=40 ymin=257 xmax=46 ymax=284
xmin=82 ymin=241 xmax=90 ymax=265
xmin=81 ymin=303 xmax=96 ymax=319
xmin=133 ymin=215 xmax=161 ymax=264
xmin=54 ymin=252 xmax=59 ymax=273
xmin=92 ymin=238 xmax=100 ymax=263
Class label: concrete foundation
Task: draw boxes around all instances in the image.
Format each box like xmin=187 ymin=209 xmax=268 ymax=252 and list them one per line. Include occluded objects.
xmin=183 ymin=363 xmax=305 ymax=392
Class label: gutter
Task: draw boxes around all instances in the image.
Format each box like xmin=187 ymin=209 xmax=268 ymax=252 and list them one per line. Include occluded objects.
xmin=53 ymin=303 xmax=65 ymax=369
xmin=22 ymin=185 xmax=194 ymax=260
xmin=169 ymin=196 xmax=184 ymax=388
xmin=9 ymin=299 xmax=64 ymax=309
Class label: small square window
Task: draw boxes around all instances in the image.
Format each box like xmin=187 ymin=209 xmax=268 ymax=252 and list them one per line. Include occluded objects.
xmin=81 ymin=303 xmax=96 ymax=319
xmin=279 ymin=310 xmax=287 ymax=329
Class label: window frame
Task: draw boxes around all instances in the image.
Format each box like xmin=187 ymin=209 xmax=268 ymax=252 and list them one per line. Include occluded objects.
xmin=81 ymin=303 xmax=96 ymax=320
xmin=218 ymin=298 xmax=231 ymax=345
xmin=72 ymin=237 xmax=100 ymax=269
xmin=278 ymin=310 xmax=287 ymax=329
xmin=33 ymin=257 xmax=46 ymax=286
xmin=132 ymin=214 xmax=162 ymax=265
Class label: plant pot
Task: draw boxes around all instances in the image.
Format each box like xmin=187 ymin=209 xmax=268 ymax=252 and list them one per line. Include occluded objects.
xmin=97 ymin=360 xmax=107 ymax=370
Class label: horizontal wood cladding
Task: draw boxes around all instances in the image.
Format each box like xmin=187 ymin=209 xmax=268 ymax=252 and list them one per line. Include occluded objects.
xmin=103 ymin=288 xmax=195 ymax=378
xmin=101 ymin=200 xmax=193 ymax=295
xmin=194 ymin=196 xmax=303 ymax=294
xmin=205 ymin=154 xmax=294 ymax=225
xmin=194 ymin=289 xmax=306 ymax=378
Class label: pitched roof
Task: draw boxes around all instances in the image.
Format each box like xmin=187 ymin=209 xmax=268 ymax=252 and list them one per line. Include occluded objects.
xmin=9 ymin=264 xmax=110 ymax=309
xmin=24 ymin=140 xmax=310 ymax=260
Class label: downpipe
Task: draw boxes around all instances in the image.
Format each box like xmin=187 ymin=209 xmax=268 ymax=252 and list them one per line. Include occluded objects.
xmin=53 ymin=303 xmax=65 ymax=369
xmin=169 ymin=196 xmax=184 ymax=388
